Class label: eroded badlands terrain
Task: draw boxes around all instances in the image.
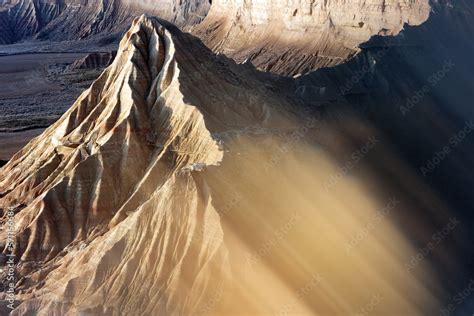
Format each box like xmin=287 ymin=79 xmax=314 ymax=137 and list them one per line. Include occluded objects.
xmin=0 ymin=0 xmax=473 ymax=315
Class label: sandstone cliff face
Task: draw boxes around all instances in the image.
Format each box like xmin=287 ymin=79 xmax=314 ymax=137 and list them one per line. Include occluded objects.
xmin=194 ymin=0 xmax=431 ymax=74
xmin=0 ymin=0 xmax=211 ymax=44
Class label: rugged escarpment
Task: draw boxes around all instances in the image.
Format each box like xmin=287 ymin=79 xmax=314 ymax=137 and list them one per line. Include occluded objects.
xmin=0 ymin=0 xmax=211 ymax=44
xmin=194 ymin=0 xmax=431 ymax=75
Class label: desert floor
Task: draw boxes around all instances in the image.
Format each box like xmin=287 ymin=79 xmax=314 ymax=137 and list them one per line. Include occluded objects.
xmin=0 ymin=52 xmax=101 ymax=162
xmin=0 ymin=128 xmax=44 ymax=161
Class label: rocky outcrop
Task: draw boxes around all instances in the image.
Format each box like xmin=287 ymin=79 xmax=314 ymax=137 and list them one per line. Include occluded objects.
xmin=194 ymin=0 xmax=431 ymax=74
xmin=68 ymin=51 xmax=117 ymax=70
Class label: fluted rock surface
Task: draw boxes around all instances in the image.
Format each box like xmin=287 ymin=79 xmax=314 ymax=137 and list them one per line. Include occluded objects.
xmin=0 ymin=15 xmax=297 ymax=315
xmin=194 ymin=0 xmax=431 ymax=74
xmin=0 ymin=15 xmax=227 ymax=314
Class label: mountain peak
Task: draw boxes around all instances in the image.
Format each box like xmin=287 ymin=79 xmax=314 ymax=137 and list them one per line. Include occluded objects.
xmin=0 ymin=13 xmax=296 ymax=315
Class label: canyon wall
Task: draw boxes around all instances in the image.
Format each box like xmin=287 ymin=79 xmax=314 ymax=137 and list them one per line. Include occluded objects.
xmin=194 ymin=0 xmax=431 ymax=74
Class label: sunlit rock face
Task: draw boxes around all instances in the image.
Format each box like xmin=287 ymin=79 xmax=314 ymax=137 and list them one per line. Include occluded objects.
xmin=194 ymin=0 xmax=431 ymax=74
xmin=0 ymin=0 xmax=211 ymax=44
xmin=0 ymin=15 xmax=449 ymax=315
xmin=0 ymin=15 xmax=228 ymax=315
